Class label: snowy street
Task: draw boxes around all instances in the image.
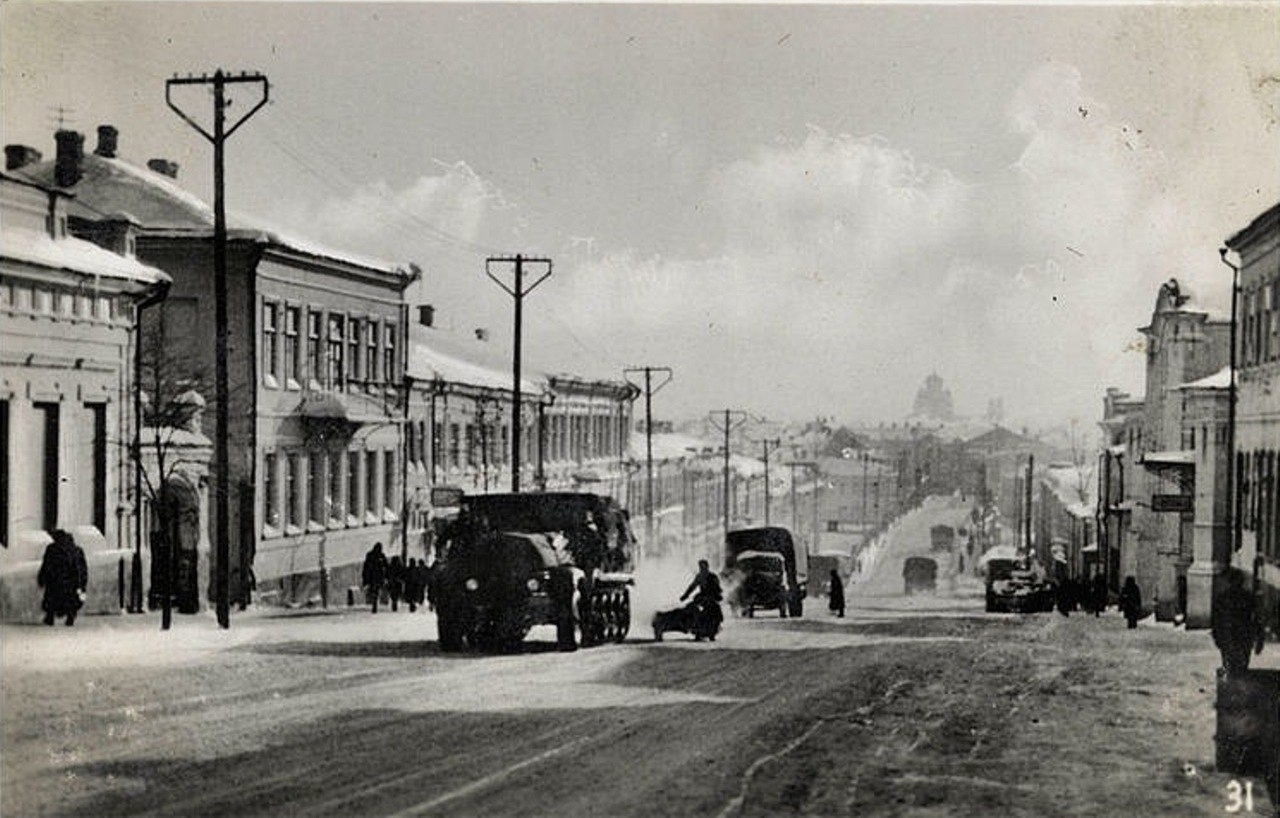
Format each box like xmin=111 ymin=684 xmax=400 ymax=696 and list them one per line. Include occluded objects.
xmin=1 ymin=499 xmax=1269 ymax=817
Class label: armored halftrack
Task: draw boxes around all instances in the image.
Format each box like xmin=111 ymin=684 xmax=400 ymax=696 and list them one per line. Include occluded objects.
xmin=433 ymin=493 xmax=636 ymax=652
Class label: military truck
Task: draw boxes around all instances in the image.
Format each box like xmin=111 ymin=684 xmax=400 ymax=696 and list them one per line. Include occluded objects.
xmin=903 ymin=556 xmax=938 ymax=594
xmin=432 ymin=493 xmax=636 ymax=652
xmin=724 ymin=527 xmax=804 ymax=617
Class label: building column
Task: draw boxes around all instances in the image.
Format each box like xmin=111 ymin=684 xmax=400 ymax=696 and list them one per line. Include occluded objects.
xmin=1186 ymin=388 xmax=1230 ymax=630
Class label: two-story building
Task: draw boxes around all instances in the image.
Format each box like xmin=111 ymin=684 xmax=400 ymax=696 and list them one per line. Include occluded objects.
xmin=15 ymin=126 xmax=418 ymax=607
xmin=1224 ymin=203 xmax=1279 ymax=638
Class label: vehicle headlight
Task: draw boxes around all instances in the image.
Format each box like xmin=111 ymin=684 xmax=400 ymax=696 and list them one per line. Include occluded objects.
xmin=526 ymin=577 xmax=541 ymax=592
xmin=464 ymin=578 xmax=479 ymax=592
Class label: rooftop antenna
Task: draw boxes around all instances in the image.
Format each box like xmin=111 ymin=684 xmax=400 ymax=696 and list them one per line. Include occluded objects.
xmin=49 ymin=106 xmax=77 ymax=129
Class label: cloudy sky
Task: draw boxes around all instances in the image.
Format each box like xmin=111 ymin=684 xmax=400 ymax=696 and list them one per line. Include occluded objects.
xmin=4 ymin=2 xmax=1277 ymax=427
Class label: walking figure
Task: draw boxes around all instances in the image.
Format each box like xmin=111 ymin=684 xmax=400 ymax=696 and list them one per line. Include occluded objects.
xmin=387 ymin=554 xmax=405 ymax=612
xmin=1119 ymin=576 xmax=1142 ymax=629
xmin=362 ymin=543 xmax=388 ymax=613
xmin=828 ymin=569 xmax=845 ymax=618
xmin=38 ymin=529 xmax=87 ymax=626
xmin=1212 ymin=570 xmax=1264 ymax=677
xmin=1090 ymin=571 xmax=1108 ymax=617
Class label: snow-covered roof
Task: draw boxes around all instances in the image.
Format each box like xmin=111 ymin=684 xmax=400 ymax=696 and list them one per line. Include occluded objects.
xmin=1040 ymin=464 xmax=1095 ymax=510
xmin=2 ymin=225 xmax=169 ymax=286
xmin=18 ymin=154 xmax=408 ymax=277
xmin=407 ymin=326 xmax=543 ymax=395
xmin=1178 ymin=366 xmax=1233 ymax=390
xmin=630 ymin=432 xmax=717 ymax=462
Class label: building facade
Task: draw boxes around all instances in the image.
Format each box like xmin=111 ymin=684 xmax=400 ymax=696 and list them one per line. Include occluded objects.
xmin=0 ymin=169 xmax=169 ymax=620
xmin=14 ymin=126 xmax=417 ymax=607
xmin=1225 ymin=203 xmax=1280 ymax=639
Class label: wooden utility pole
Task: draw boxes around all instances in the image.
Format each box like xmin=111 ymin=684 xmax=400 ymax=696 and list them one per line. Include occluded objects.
xmin=166 ymin=69 xmax=269 ymax=629
xmin=708 ymin=410 xmax=748 ymax=536
xmin=485 ymin=255 xmax=552 ymax=492
xmin=624 ymin=367 xmax=673 ymax=548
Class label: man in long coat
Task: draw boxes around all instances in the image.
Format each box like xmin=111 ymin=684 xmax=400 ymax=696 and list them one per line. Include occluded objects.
xmin=38 ymin=529 xmax=88 ymax=626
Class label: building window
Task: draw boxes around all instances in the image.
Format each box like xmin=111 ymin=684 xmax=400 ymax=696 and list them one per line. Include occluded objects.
xmin=283 ymin=306 xmax=300 ymax=387
xmin=365 ymin=450 xmax=379 ymax=517
xmin=308 ymin=451 xmax=325 ymax=526
xmin=262 ymin=302 xmax=280 ymax=386
xmin=285 ymin=453 xmax=301 ymax=532
xmin=384 ymin=321 xmax=397 ymax=384
xmin=307 ymin=310 xmax=324 ymax=386
xmin=327 ymin=314 xmax=345 ymax=391
xmin=91 ymin=404 xmax=106 ymax=532
xmin=448 ymin=423 xmax=461 ymax=470
xmin=348 ymin=317 xmax=362 ymax=387
xmin=328 ymin=450 xmax=344 ymax=523
xmin=264 ymin=452 xmax=279 ymax=531
xmin=347 ymin=450 xmax=361 ymax=525
xmin=31 ymin=402 xmax=60 ymax=531
xmin=366 ymin=322 xmax=380 ymax=385
xmin=384 ymin=450 xmax=396 ymax=516
xmin=466 ymin=424 xmax=477 ymax=468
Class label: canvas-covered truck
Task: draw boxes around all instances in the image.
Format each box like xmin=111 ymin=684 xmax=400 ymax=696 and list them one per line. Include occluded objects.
xmin=903 ymin=556 xmax=938 ymax=595
xmin=433 ymin=493 xmax=636 ymax=652
xmin=724 ymin=527 xmax=804 ymax=617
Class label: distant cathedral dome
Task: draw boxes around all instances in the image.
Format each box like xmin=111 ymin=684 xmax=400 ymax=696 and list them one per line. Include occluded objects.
xmin=912 ymin=373 xmax=954 ymax=421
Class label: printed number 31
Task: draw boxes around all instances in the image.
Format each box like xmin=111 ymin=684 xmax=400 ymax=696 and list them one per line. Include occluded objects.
xmin=1226 ymin=780 xmax=1254 ymax=813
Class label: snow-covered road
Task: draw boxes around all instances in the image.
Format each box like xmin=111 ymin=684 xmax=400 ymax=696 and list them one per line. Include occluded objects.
xmin=1 ymin=498 xmax=1258 ymax=817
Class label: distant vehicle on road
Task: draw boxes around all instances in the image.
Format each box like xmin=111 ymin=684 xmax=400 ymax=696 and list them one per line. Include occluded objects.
xmin=930 ymin=525 xmax=956 ymax=552
xmin=728 ymin=551 xmax=792 ymax=617
xmin=983 ymin=557 xmax=1054 ymax=613
xmin=433 ymin=492 xmax=636 ymax=652
xmin=903 ymin=556 xmax=938 ymax=595
xmin=724 ymin=527 xmax=804 ymax=617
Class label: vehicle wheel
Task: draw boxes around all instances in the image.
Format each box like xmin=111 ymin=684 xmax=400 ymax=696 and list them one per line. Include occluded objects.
xmin=617 ymin=590 xmax=631 ymax=642
xmin=438 ymin=606 xmax=464 ymax=653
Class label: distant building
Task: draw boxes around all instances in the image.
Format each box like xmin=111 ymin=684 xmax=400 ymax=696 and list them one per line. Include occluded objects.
xmin=911 ymin=373 xmax=955 ymax=421
xmin=1099 ymin=277 xmax=1230 ymax=622
xmin=0 ymin=169 xmax=169 ymax=620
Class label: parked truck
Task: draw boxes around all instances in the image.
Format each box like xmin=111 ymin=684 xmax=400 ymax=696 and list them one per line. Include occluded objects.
xmin=432 ymin=492 xmax=636 ymax=652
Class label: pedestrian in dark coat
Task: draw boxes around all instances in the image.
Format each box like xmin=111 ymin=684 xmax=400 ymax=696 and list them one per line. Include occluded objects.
xmin=1119 ymin=576 xmax=1142 ymax=629
xmin=387 ymin=555 xmax=406 ymax=612
xmin=1091 ymin=572 xmax=1108 ymax=617
xmin=38 ymin=529 xmax=88 ymax=626
xmin=828 ymin=569 xmax=845 ymax=618
xmin=403 ymin=558 xmax=425 ymax=613
xmin=362 ymin=543 xmax=388 ymax=613
xmin=1212 ymin=570 xmax=1264 ymax=677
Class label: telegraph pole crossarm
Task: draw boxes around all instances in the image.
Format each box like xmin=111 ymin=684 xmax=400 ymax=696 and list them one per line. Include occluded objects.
xmin=165 ymin=69 xmax=269 ymax=631
xmin=708 ymin=409 xmax=749 ymax=543
xmin=484 ymin=255 xmax=552 ymax=493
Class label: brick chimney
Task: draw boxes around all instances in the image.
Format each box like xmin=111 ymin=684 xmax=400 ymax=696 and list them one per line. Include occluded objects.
xmin=94 ymin=125 xmax=118 ymax=158
xmin=4 ymin=145 xmax=43 ymax=171
xmin=54 ymin=130 xmax=84 ymax=187
xmin=147 ymin=159 xmax=179 ymax=179
xmin=418 ymin=304 xmax=436 ymax=328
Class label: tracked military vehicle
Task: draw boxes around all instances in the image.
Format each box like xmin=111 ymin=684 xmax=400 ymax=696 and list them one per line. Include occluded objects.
xmin=433 ymin=493 xmax=636 ymax=652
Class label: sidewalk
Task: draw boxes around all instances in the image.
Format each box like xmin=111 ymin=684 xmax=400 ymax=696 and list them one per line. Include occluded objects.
xmin=1 ymin=603 xmax=440 ymax=673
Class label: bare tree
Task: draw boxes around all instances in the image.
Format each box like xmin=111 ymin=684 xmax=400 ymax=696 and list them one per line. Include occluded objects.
xmin=1066 ymin=419 xmax=1098 ymax=506
xmin=131 ymin=306 xmax=211 ymax=629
